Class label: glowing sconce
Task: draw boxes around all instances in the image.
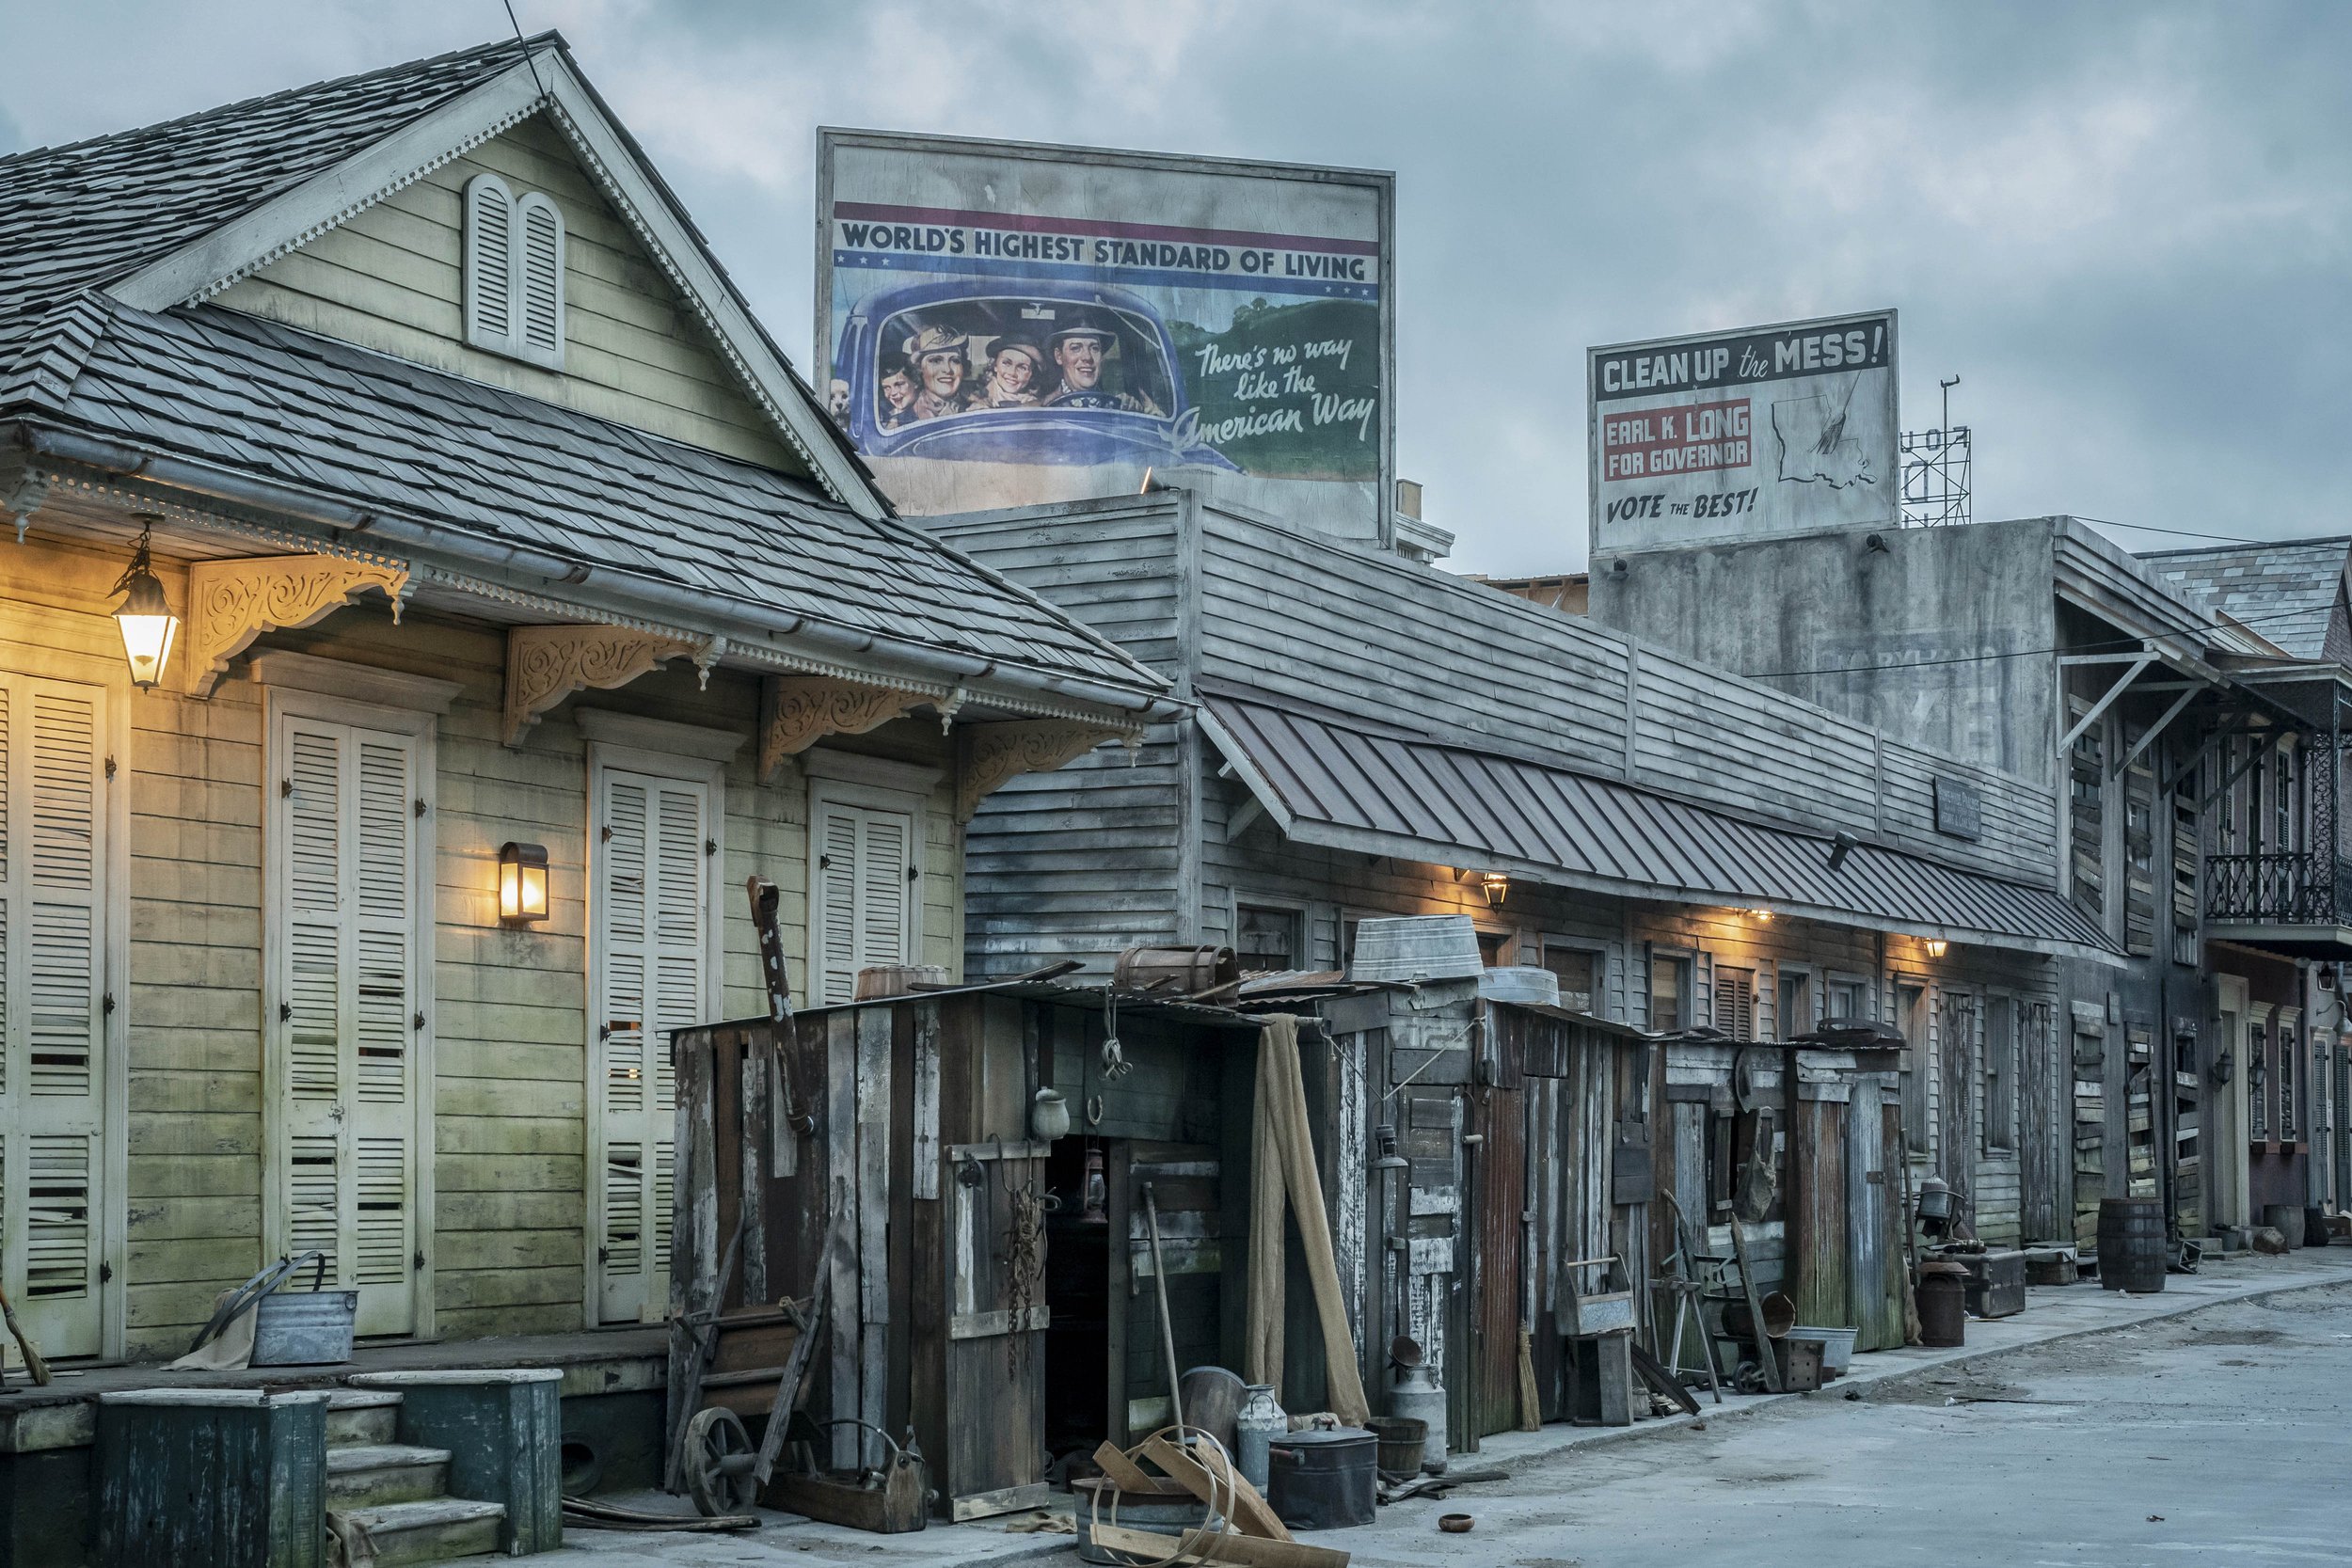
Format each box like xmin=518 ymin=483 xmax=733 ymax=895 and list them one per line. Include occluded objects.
xmin=1480 ymin=872 xmax=1510 ymax=909
xmin=112 ymin=515 xmax=180 ymax=690
xmin=499 ymin=841 xmax=549 ymax=924
xmin=1924 ymin=938 xmax=1949 ymax=959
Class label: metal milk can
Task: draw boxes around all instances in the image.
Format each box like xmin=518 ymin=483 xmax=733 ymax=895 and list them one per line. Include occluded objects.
xmin=1233 ymin=1383 xmax=1287 ymax=1490
xmin=1386 ymin=1347 xmax=1448 ymax=1475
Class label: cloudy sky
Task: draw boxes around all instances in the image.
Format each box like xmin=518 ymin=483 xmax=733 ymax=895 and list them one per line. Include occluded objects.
xmin=3 ymin=1 xmax=2343 ymax=573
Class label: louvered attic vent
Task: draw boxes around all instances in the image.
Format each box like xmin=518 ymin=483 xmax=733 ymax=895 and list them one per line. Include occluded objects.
xmin=464 ymin=173 xmax=565 ymax=370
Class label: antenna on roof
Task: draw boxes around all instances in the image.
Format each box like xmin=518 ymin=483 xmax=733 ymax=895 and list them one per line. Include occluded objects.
xmin=501 ymin=0 xmax=548 ymax=98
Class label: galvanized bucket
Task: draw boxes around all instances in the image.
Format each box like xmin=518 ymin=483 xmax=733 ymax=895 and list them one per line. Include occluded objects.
xmin=251 ymin=1252 xmax=357 ymax=1366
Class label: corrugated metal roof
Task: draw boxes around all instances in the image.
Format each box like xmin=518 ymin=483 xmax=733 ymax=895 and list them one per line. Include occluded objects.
xmin=1201 ymin=688 xmax=2115 ymax=960
xmin=2138 ymin=537 xmax=2351 ymax=664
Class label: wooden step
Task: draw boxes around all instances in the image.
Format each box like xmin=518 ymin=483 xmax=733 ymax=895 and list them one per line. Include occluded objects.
xmin=324 ymin=1388 xmax=403 ymax=1447
xmin=325 ymin=1442 xmax=451 ymax=1509
xmin=330 ymin=1497 xmax=504 ymax=1566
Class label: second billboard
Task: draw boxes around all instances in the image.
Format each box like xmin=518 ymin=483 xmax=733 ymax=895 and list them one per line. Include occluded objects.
xmin=1587 ymin=309 xmax=1899 ymax=555
xmin=818 ymin=130 xmax=1393 ymax=539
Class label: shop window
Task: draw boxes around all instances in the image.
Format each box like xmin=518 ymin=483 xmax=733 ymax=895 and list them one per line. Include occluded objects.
xmin=1899 ymin=982 xmax=1930 ymax=1156
xmin=1541 ymin=944 xmax=1597 ymax=1013
xmin=1983 ymin=995 xmax=2016 ymax=1153
xmin=2249 ymin=1021 xmax=2269 ymax=1140
xmin=1649 ymin=953 xmax=1692 ymax=1033
xmin=2280 ymin=1024 xmax=2299 ymax=1141
xmin=1235 ymin=903 xmax=1301 ymax=976
xmin=1778 ymin=970 xmax=1812 ymax=1041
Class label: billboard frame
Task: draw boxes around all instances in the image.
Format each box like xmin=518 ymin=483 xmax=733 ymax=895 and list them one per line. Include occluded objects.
xmin=1584 ymin=307 xmax=1899 ymax=559
xmin=816 ymin=126 xmax=1396 ymax=546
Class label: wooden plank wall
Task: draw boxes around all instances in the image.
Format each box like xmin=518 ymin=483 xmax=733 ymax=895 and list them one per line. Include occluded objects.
xmin=925 ymin=505 xmax=1192 ymax=977
xmin=215 ymin=117 xmax=797 ymax=470
xmin=1189 ymin=507 xmax=2060 ymax=887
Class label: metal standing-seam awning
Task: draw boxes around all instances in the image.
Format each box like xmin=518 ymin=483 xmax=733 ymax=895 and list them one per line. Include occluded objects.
xmin=1199 ymin=687 xmax=2117 ymax=964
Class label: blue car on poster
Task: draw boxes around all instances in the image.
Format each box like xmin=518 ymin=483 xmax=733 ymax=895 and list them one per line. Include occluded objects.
xmin=827 ymin=279 xmax=1238 ymax=472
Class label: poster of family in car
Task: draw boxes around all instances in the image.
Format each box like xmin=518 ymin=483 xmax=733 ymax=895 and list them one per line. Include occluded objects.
xmin=1587 ymin=309 xmax=1899 ymax=554
xmin=818 ymin=130 xmax=1394 ymax=538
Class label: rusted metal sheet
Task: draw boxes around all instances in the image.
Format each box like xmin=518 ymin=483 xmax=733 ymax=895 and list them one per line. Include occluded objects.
xmin=1473 ymin=1087 xmax=1526 ymax=1436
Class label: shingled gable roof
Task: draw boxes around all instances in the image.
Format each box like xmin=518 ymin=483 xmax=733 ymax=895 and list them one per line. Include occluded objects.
xmin=0 ymin=39 xmax=1169 ymax=706
xmin=0 ymin=31 xmax=880 ymax=517
xmin=2138 ymin=537 xmax=2352 ymax=665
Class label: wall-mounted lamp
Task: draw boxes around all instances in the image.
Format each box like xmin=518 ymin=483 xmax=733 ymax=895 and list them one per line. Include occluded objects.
xmin=1480 ymin=871 xmax=1510 ymax=909
xmin=111 ymin=515 xmax=179 ymax=690
xmin=498 ymin=841 xmax=549 ymax=924
xmin=1924 ymin=938 xmax=1949 ymax=959
xmin=1747 ymin=909 xmax=1775 ymax=924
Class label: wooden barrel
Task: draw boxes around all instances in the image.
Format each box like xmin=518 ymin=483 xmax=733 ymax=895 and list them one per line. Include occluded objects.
xmin=2096 ymin=1197 xmax=2166 ymax=1293
xmin=1113 ymin=945 xmax=1237 ymax=994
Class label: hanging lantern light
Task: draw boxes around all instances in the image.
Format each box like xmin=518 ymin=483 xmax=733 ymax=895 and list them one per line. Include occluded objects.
xmin=1079 ymin=1141 xmax=1109 ymax=1226
xmin=1480 ymin=871 xmax=1510 ymax=909
xmin=111 ymin=515 xmax=179 ymax=690
xmin=498 ymin=841 xmax=550 ymax=924
xmin=1924 ymin=938 xmax=1949 ymax=959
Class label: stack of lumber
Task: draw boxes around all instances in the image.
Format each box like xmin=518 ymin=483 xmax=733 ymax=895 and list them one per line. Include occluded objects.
xmin=1086 ymin=1433 xmax=1349 ymax=1568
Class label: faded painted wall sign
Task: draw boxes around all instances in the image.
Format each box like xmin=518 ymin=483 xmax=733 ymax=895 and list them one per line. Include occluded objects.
xmin=818 ymin=130 xmax=1394 ymax=541
xmin=1588 ymin=309 xmax=1899 ymax=555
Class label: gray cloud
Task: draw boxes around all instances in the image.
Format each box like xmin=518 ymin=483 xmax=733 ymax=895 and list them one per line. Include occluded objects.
xmin=3 ymin=0 xmax=2343 ymax=570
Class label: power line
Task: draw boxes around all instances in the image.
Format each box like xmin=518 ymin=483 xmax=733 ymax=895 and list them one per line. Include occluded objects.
xmin=1743 ymin=600 xmax=2336 ymax=681
xmin=2072 ymin=515 xmax=2320 ymax=546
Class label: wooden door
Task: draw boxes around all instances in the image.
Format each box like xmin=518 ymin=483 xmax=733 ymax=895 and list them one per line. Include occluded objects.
xmin=943 ymin=1140 xmax=1049 ymax=1519
xmin=591 ymin=765 xmax=713 ymax=1324
xmin=1471 ymin=1087 xmax=1526 ymax=1436
xmin=0 ymin=675 xmax=109 ymax=1362
xmin=1846 ymin=1080 xmax=1901 ymax=1351
xmin=271 ymin=707 xmax=426 ymax=1338
xmin=1789 ymin=1089 xmax=1847 ymax=1331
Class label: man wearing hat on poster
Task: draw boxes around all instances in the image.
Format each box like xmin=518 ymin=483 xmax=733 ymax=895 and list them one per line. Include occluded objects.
xmin=1043 ymin=314 xmax=1162 ymax=414
xmin=903 ymin=325 xmax=974 ymax=420
xmin=979 ymin=337 xmax=1046 ymax=407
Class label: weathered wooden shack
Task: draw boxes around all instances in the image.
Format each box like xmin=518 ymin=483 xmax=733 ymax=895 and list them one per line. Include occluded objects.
xmin=923 ymin=491 xmax=2118 ymax=1438
xmin=668 ymin=982 xmax=1263 ymax=1519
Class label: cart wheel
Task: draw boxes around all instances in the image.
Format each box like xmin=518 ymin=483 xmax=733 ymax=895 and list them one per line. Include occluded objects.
xmin=683 ymin=1407 xmax=758 ymax=1516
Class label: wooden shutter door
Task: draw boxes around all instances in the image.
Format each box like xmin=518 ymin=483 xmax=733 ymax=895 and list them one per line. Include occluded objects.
xmin=594 ymin=768 xmax=709 ymax=1323
xmin=273 ymin=712 xmax=422 ymax=1338
xmin=812 ymin=797 xmax=914 ymax=1006
xmin=0 ymin=677 xmax=109 ymax=1362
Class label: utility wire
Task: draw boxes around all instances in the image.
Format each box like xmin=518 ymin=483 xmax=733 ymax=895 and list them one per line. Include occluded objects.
xmin=1742 ymin=600 xmax=2339 ymax=681
xmin=501 ymin=0 xmax=548 ymax=98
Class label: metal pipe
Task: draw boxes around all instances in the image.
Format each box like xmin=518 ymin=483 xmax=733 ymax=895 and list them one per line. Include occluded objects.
xmin=1141 ymin=1181 xmax=1184 ymax=1431
xmin=16 ymin=423 xmax=1183 ymax=721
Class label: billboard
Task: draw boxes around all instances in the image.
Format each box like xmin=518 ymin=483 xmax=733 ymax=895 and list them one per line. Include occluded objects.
xmin=818 ymin=130 xmax=1393 ymax=539
xmin=1587 ymin=309 xmax=1898 ymax=555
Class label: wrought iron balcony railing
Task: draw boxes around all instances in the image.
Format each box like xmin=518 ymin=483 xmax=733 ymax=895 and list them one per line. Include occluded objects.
xmin=2205 ymin=850 xmax=2352 ymax=926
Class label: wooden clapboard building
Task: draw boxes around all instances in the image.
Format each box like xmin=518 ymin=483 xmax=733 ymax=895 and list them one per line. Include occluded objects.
xmin=925 ymin=491 xmax=2119 ymax=1442
xmin=0 ymin=28 xmax=1171 ymax=1434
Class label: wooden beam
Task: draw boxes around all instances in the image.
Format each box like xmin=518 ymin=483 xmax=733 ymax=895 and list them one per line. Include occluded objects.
xmin=1087 ymin=1524 xmax=1350 ymax=1568
xmin=2058 ymin=651 xmax=2158 ymax=755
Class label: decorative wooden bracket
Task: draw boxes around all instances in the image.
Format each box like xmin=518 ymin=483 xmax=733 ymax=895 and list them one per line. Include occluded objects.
xmin=4 ymin=470 xmax=49 ymax=544
xmin=184 ymin=553 xmax=409 ymax=698
xmin=757 ymin=674 xmax=933 ymax=783
xmin=955 ymin=719 xmax=1128 ymax=822
xmin=504 ymin=624 xmax=709 ymax=745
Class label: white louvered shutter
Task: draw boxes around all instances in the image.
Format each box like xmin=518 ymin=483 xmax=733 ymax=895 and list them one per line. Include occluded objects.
xmin=463 ymin=174 xmax=516 ymax=355
xmin=273 ymin=712 xmax=421 ymax=1338
xmin=594 ymin=768 xmax=709 ymax=1323
xmin=811 ymin=798 xmax=916 ymax=1006
xmin=0 ymin=676 xmax=108 ymax=1363
xmin=516 ymin=193 xmax=565 ymax=363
